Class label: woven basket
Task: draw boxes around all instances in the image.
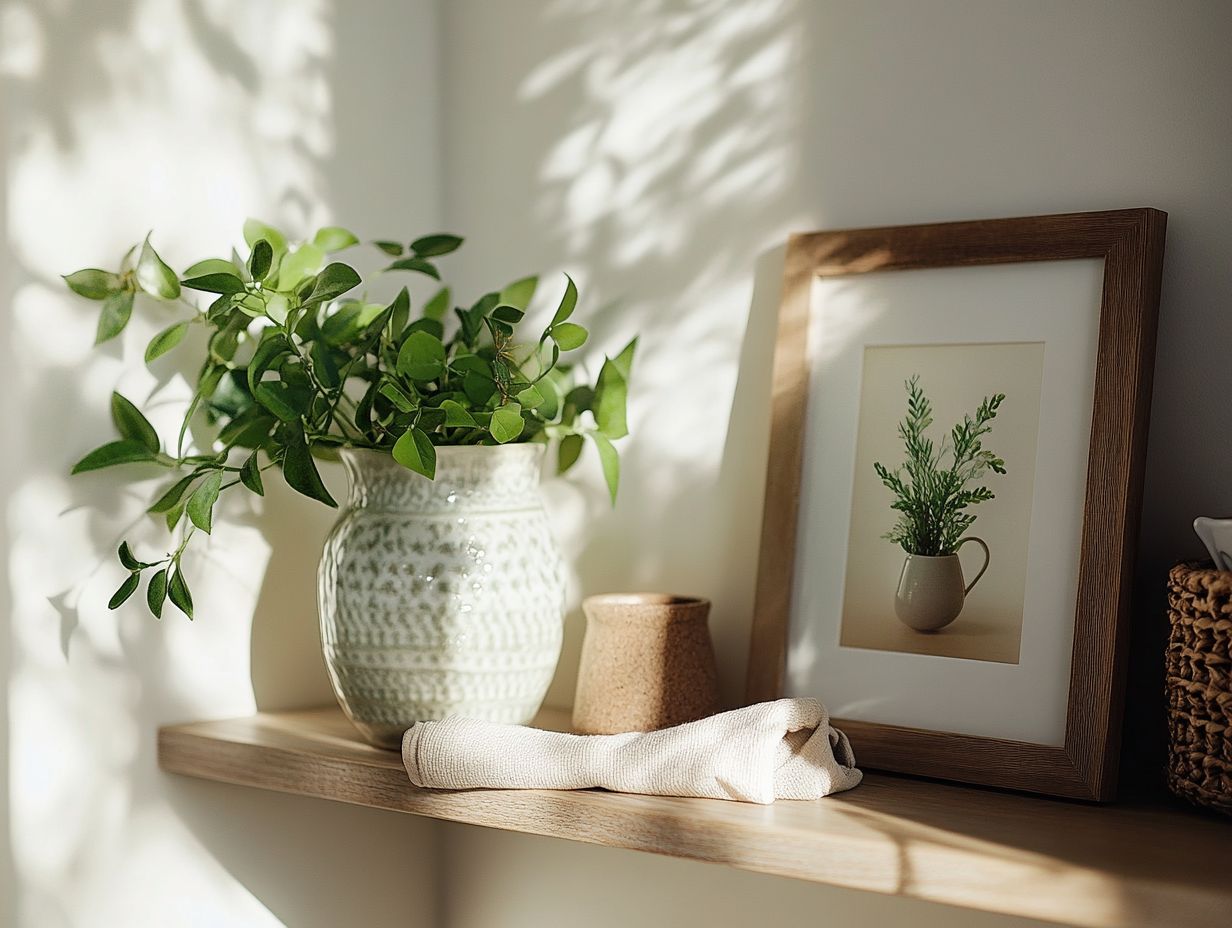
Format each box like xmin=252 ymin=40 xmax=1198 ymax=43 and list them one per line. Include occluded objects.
xmin=1165 ymin=562 xmax=1232 ymax=814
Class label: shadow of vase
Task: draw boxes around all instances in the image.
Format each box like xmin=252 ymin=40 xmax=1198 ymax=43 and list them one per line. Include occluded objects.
xmin=248 ymin=463 xmax=346 ymax=712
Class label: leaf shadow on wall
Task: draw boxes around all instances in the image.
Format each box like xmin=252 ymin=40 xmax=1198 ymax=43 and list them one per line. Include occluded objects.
xmin=457 ymin=0 xmax=811 ymax=709
xmin=3 ymin=2 xmax=438 ymax=925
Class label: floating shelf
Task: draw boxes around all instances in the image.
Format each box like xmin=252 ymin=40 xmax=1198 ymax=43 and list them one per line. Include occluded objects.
xmin=159 ymin=707 xmax=1231 ymax=928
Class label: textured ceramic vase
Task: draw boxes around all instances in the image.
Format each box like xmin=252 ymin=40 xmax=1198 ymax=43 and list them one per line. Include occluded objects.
xmin=318 ymin=445 xmax=566 ymax=748
xmin=894 ymin=537 xmax=990 ymax=632
xmin=572 ymin=593 xmax=721 ymax=734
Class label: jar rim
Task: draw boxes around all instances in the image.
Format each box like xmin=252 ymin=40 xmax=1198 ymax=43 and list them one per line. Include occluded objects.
xmin=584 ymin=592 xmax=707 ymax=606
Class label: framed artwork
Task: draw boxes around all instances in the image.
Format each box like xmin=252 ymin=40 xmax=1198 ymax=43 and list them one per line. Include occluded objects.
xmin=745 ymin=209 xmax=1167 ymax=800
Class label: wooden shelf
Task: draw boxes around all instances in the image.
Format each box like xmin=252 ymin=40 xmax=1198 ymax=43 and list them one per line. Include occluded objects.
xmin=159 ymin=707 xmax=1231 ymax=928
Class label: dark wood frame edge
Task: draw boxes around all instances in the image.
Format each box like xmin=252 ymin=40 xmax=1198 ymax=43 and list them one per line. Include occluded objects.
xmin=744 ymin=208 xmax=1168 ymax=801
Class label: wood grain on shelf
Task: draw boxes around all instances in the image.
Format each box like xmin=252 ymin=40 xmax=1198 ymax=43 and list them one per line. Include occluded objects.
xmin=159 ymin=707 xmax=1231 ymax=928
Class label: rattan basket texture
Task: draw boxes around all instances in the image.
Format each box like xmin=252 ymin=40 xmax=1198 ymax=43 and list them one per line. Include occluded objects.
xmin=1166 ymin=562 xmax=1232 ymax=814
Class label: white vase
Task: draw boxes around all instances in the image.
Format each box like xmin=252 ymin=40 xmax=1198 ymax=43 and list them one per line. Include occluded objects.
xmin=317 ymin=444 xmax=566 ymax=748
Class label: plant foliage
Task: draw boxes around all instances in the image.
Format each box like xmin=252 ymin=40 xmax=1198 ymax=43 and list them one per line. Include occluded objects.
xmin=66 ymin=222 xmax=635 ymax=620
xmin=872 ymin=376 xmax=1006 ymax=557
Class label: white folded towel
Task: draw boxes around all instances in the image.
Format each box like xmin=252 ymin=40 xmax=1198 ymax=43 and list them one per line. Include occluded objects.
xmin=401 ymin=698 xmax=862 ymax=804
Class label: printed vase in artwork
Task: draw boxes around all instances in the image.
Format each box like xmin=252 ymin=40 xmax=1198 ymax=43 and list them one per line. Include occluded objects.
xmin=318 ymin=445 xmax=566 ymax=747
xmin=894 ymin=537 xmax=990 ymax=632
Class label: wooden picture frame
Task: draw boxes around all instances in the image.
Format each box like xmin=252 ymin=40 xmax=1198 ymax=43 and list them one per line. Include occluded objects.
xmin=745 ymin=209 xmax=1167 ymax=800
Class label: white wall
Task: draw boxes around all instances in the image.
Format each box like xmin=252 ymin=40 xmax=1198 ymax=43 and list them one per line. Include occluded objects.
xmin=4 ymin=1 xmax=1230 ymax=927
xmin=1 ymin=2 xmax=442 ymax=926
xmin=439 ymin=0 xmax=1232 ymax=926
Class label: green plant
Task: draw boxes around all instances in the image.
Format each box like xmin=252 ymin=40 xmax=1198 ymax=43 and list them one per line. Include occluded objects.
xmin=65 ymin=220 xmax=634 ymax=620
xmin=873 ymin=375 xmax=1006 ymax=557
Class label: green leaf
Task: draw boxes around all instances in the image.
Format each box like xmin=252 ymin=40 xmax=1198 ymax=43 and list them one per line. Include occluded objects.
xmin=277 ymin=243 xmax=325 ymax=290
xmin=168 ymin=566 xmax=193 ymax=619
xmin=254 ymin=381 xmax=303 ymax=422
xmin=95 ymin=291 xmax=134 ymax=345
xmin=147 ymin=568 xmax=168 ymax=619
xmin=410 ymin=233 xmax=463 ymax=257
xmin=312 ymin=226 xmax=359 ymax=252
xmin=248 ymin=239 xmax=273 ymax=281
xmin=148 ymin=474 xmax=196 ymax=513
xmin=118 ymin=541 xmax=147 ymax=571
xmin=397 ymin=330 xmax=446 ymax=381
xmin=551 ymin=274 xmax=578 ymax=325
xmin=65 ymin=268 xmax=121 ymax=300
xmin=406 ymin=318 xmax=444 ymax=340
xmin=165 ymin=502 xmax=186 ymax=531
xmin=186 ymin=470 xmax=222 ymax=533
xmin=392 ymin=427 xmax=437 ymax=478
xmin=240 ymin=451 xmax=265 ymax=495
xmin=205 ymin=294 xmax=236 ymax=324
xmin=378 ymin=380 xmax=417 ymax=412
xmin=385 ymin=256 xmax=440 ymax=279
xmin=231 ymin=246 xmax=253 ymax=282
xmin=612 ymin=335 xmax=638 ymax=379
xmin=417 ymin=407 xmax=446 ymax=431
xmin=208 ymin=316 xmax=245 ymax=362
xmin=246 ymin=333 xmax=293 ymax=393
xmin=108 ymin=573 xmax=141 ymax=610
xmin=551 ymin=322 xmax=588 ymax=351
xmin=120 ymin=244 xmax=138 ymax=272
xmin=242 ymin=218 xmax=287 ymax=255
xmin=463 ymin=371 xmax=495 ymax=405
xmin=182 ymin=272 xmax=245 ymax=295
xmin=489 ymin=403 xmax=524 ymax=444
xmin=145 ymin=321 xmax=190 ymax=364
xmin=455 ymin=293 xmax=497 ymax=345
xmin=372 ymin=240 xmax=404 ymax=256
xmin=264 ymin=292 xmax=290 ymax=325
xmin=486 ymin=316 xmax=514 ymax=338
xmin=590 ymin=431 xmax=620 ymax=504
xmin=71 ymin=439 xmax=157 ymax=474
xmin=183 ymin=258 xmax=239 ymax=278
xmin=136 ymin=236 xmax=181 ymax=299
xmin=387 ymin=286 xmax=411 ymax=336
xmin=499 ymin=275 xmax=538 ymax=311
xmin=492 ymin=305 xmax=525 ymax=325
xmin=219 ymin=408 xmax=275 ymax=450
xmin=515 ymin=383 xmax=545 ymax=409
xmin=239 ymin=294 xmax=267 ymax=319
xmin=309 ymin=340 xmax=340 ymax=388
xmin=354 ymin=379 xmax=379 ymax=433
xmin=593 ymin=357 xmax=629 ymax=439
xmin=422 ymin=287 xmax=450 ymax=321
xmin=281 ymin=424 xmax=337 ymax=507
xmin=301 ymin=262 xmax=361 ymax=306
xmin=441 ymin=399 xmax=477 ymax=427
xmin=557 ymin=433 xmax=584 ymax=474
xmin=110 ymin=392 xmax=159 ymax=453
xmin=320 ymin=301 xmax=386 ymax=345
xmin=564 ymin=385 xmax=594 ymax=417
xmin=537 ymin=373 xmax=564 ymax=419
xmin=451 ymin=353 xmax=490 ymax=376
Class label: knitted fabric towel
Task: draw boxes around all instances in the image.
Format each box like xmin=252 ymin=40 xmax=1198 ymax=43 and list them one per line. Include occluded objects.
xmin=401 ymin=698 xmax=862 ymax=804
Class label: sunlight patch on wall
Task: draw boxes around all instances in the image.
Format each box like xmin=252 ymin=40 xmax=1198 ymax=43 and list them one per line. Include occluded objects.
xmin=436 ymin=0 xmax=810 ymax=703
xmin=4 ymin=0 xmax=335 ymax=923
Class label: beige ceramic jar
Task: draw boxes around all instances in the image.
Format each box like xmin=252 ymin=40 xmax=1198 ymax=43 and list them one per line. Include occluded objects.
xmin=572 ymin=593 xmax=721 ymax=734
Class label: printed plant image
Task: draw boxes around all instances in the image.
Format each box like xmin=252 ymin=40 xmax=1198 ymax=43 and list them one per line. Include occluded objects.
xmin=873 ymin=375 xmax=1007 ymax=557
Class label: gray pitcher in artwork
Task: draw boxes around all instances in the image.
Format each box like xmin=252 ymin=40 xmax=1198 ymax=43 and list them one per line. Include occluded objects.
xmin=894 ymin=536 xmax=990 ymax=632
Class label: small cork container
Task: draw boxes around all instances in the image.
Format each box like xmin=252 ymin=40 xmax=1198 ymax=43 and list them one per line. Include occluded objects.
xmin=572 ymin=593 xmax=721 ymax=735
